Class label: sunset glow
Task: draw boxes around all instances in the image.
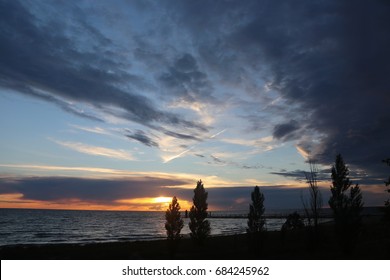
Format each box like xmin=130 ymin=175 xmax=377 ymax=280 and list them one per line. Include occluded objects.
xmin=1 ymin=0 xmax=389 ymax=212
xmin=115 ymin=197 xmax=193 ymax=211
xmin=153 ymin=197 xmax=172 ymax=204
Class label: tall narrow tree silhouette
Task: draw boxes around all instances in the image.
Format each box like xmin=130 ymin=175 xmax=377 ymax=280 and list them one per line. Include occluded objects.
xmin=247 ymin=186 xmax=265 ymax=256
xmin=165 ymin=196 xmax=184 ymax=257
xmin=383 ymin=159 xmax=390 ymax=221
xmin=329 ymin=153 xmax=363 ymax=254
xmin=247 ymin=186 xmax=265 ymax=234
xmin=189 ymin=180 xmax=210 ymax=244
xmin=165 ymin=196 xmax=184 ymax=240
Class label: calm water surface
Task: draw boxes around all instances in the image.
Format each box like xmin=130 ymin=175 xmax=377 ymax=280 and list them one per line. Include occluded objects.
xmin=0 ymin=208 xmax=288 ymax=246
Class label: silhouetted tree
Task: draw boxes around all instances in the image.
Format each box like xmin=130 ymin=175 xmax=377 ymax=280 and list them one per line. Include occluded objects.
xmin=301 ymin=161 xmax=323 ymax=250
xmin=281 ymin=211 xmax=305 ymax=247
xmin=329 ymin=154 xmax=364 ymax=253
xmin=281 ymin=211 xmax=305 ymax=231
xmin=303 ymin=160 xmax=322 ymax=231
xmin=189 ymin=180 xmax=210 ymax=244
xmin=247 ymin=186 xmax=266 ymax=234
xmin=165 ymin=196 xmax=184 ymax=241
xmin=384 ymin=159 xmax=390 ymax=187
xmin=165 ymin=196 xmax=184 ymax=257
xmin=383 ymin=159 xmax=390 ymax=221
xmin=247 ymin=186 xmax=266 ymax=256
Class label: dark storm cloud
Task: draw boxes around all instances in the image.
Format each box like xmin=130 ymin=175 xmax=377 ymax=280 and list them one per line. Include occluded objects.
xmin=126 ymin=130 xmax=159 ymax=148
xmin=0 ymin=0 xmax=206 ymax=132
xmin=1 ymin=175 xmax=306 ymax=209
xmin=270 ymin=166 xmax=386 ymax=188
xmin=166 ymin=0 xmax=390 ymax=177
xmin=270 ymin=170 xmax=307 ymax=181
xmin=1 ymin=0 xmax=389 ymax=182
xmin=154 ymin=185 xmax=309 ymax=210
xmin=0 ymin=176 xmax=190 ymax=204
xmin=233 ymin=0 xmax=390 ymax=172
xmin=270 ymin=168 xmax=333 ymax=183
xmin=208 ymin=184 xmax=385 ymax=210
xmin=172 ymin=185 xmax=335 ymax=210
xmin=273 ymin=120 xmax=301 ymax=141
xmin=0 ymin=175 xmax=384 ymax=209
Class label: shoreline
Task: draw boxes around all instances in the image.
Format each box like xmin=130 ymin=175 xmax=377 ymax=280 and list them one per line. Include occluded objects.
xmin=1 ymin=216 xmax=390 ymax=260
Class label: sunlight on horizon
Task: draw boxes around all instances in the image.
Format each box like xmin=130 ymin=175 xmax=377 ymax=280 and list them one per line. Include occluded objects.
xmin=116 ymin=196 xmax=193 ymax=211
xmin=0 ymin=194 xmax=195 ymax=212
xmin=153 ymin=196 xmax=172 ymax=204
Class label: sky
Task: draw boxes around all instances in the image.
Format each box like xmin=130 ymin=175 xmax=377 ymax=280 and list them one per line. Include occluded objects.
xmin=0 ymin=0 xmax=389 ymax=211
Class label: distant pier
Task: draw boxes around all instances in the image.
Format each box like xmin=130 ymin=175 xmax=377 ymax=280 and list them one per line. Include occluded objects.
xmin=202 ymin=207 xmax=384 ymax=219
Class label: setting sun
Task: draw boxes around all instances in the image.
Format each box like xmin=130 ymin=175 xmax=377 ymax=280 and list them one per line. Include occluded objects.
xmin=153 ymin=197 xmax=172 ymax=204
xmin=114 ymin=196 xmax=192 ymax=211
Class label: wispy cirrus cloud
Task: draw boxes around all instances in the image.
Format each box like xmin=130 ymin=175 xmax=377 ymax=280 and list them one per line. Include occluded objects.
xmin=69 ymin=124 xmax=115 ymax=137
xmin=221 ymin=136 xmax=277 ymax=152
xmin=0 ymin=164 xmax=241 ymax=188
xmin=161 ymin=128 xmax=227 ymax=163
xmin=51 ymin=139 xmax=135 ymax=161
xmin=0 ymin=164 xmax=126 ymax=176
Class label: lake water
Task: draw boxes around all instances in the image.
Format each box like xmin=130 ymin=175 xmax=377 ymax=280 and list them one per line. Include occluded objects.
xmin=0 ymin=208 xmax=299 ymax=246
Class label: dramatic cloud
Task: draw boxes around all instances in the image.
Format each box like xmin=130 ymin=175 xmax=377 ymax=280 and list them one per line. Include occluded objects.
xmin=270 ymin=170 xmax=308 ymax=181
xmin=0 ymin=175 xmax=328 ymax=210
xmin=273 ymin=120 xmax=301 ymax=141
xmin=1 ymin=0 xmax=389 ymax=209
xmin=0 ymin=0 xmax=207 ymax=135
xmin=164 ymin=0 xmax=390 ymax=176
xmin=0 ymin=176 xmax=190 ymax=204
xmin=2 ymin=0 xmax=388 ymax=170
xmin=234 ymin=1 xmax=390 ymax=172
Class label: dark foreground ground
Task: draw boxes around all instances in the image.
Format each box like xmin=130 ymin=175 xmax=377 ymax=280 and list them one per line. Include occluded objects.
xmin=1 ymin=216 xmax=390 ymax=260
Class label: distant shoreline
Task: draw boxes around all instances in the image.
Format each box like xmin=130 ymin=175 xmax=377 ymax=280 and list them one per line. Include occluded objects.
xmin=0 ymin=206 xmax=384 ymax=214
